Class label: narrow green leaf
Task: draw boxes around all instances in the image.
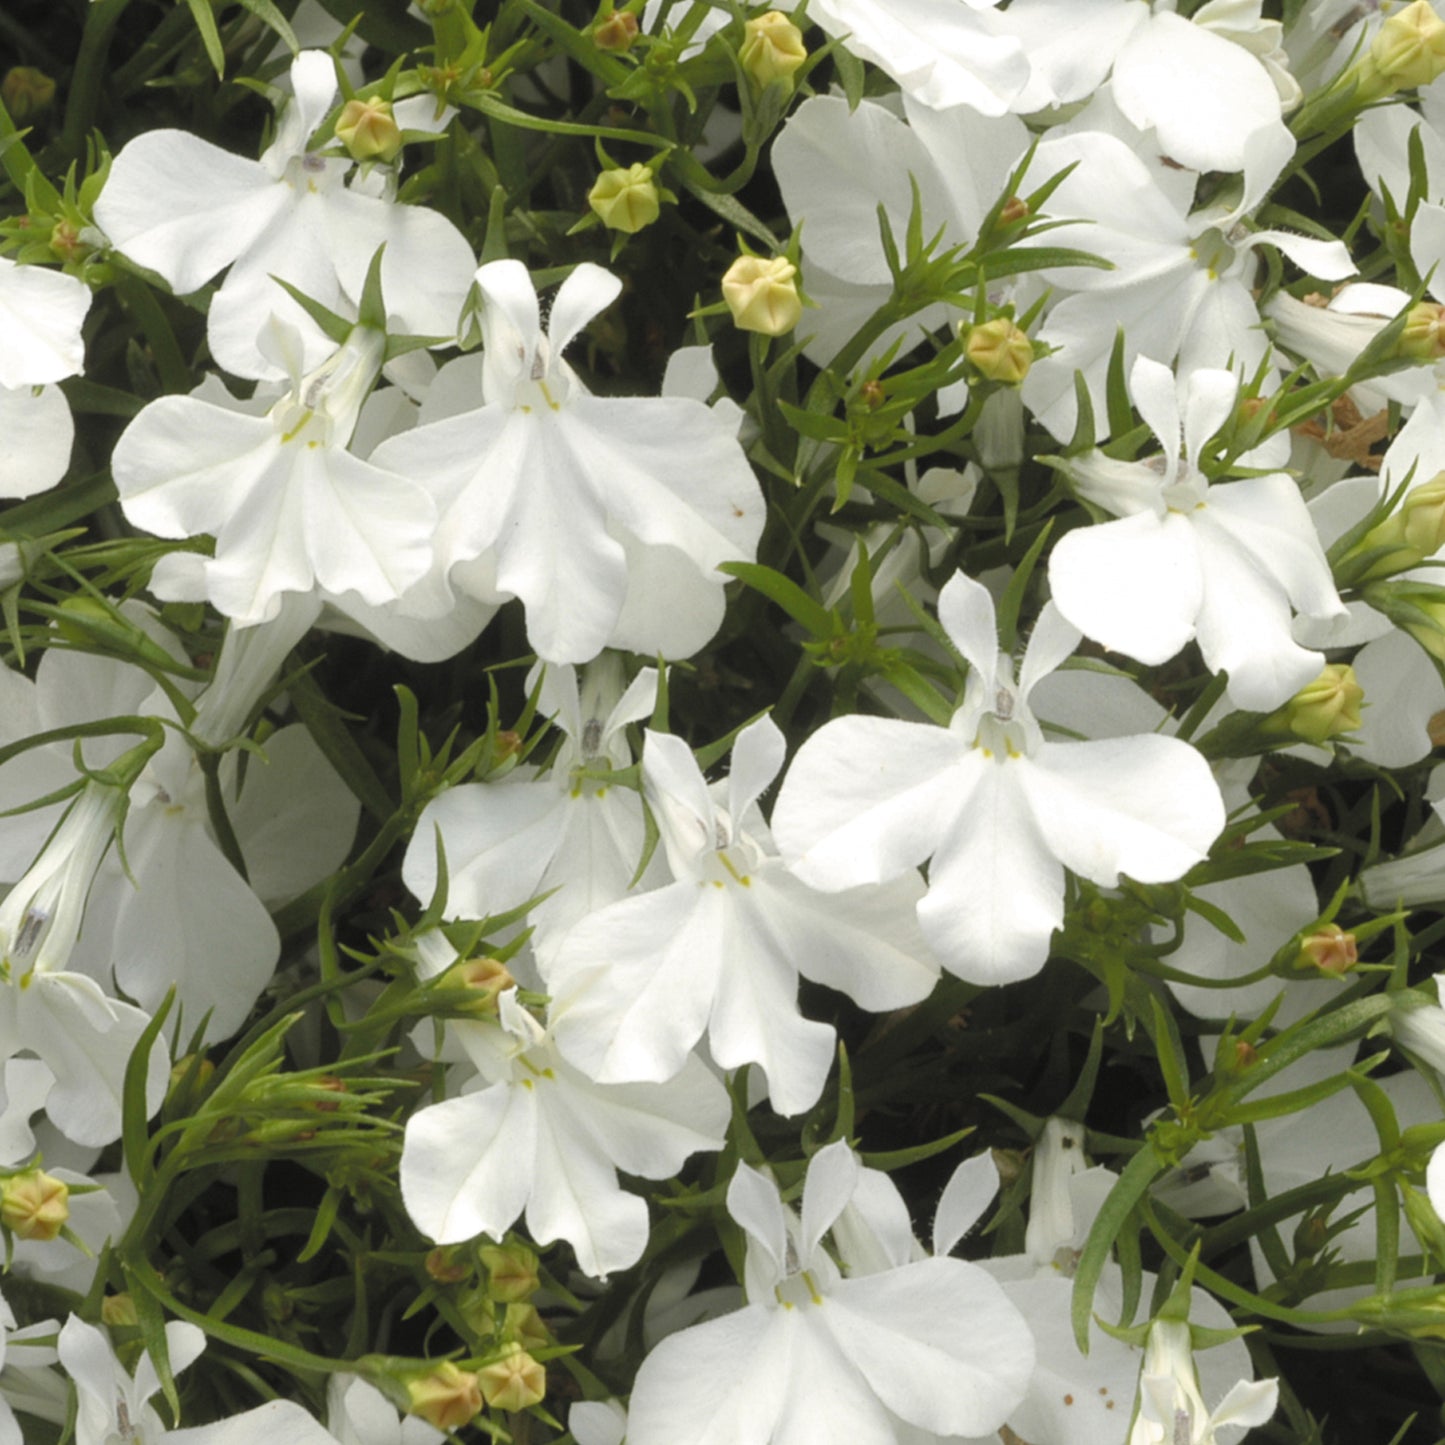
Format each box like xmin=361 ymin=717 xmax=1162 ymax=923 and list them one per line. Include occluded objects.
xmin=1072 ymin=1146 xmax=1164 ymax=1353
xmin=183 ymin=0 xmax=226 ymax=77
xmin=719 ymin=561 xmax=834 ymax=637
xmin=122 ymin=990 xmax=174 ymax=1194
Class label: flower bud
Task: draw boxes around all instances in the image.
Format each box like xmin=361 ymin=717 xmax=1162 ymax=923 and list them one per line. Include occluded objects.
xmin=405 ymin=1362 xmax=482 ymax=1431
xmin=588 ymin=163 xmax=661 ymax=234
xmin=438 ymin=956 xmax=515 ymax=1013
xmin=335 ymin=97 xmax=403 ymax=163
xmin=481 ymin=1241 xmax=540 ymax=1302
xmin=1265 ymin=663 xmax=1363 ymax=743
xmin=1293 ymin=1211 xmax=1330 ymax=1259
xmin=739 ymin=13 xmax=808 ymax=88
xmin=1294 ymin=923 xmax=1358 ymax=976
xmin=0 ymin=1168 xmax=69 ymax=1241
xmin=503 ymin=1301 xmax=549 ymax=1351
xmin=594 ymin=10 xmax=639 ymax=51
xmin=426 ymin=1246 xmax=471 ymax=1284
xmin=998 ymin=196 xmax=1029 ymax=225
xmin=1 ymin=67 xmax=56 ymax=121
xmin=1402 ymin=472 xmax=1445 ymax=557
xmin=722 ymin=255 xmax=802 ymax=335
xmin=1400 ymin=300 xmax=1445 ymax=360
xmin=963 ymin=318 xmax=1033 ymax=385
xmin=1367 ymin=1 xmax=1445 ymax=93
xmin=477 ymin=1344 xmax=547 ymax=1413
xmin=101 ymin=1294 xmax=139 ymax=1328
xmin=1402 ymin=1181 xmax=1445 ymax=1266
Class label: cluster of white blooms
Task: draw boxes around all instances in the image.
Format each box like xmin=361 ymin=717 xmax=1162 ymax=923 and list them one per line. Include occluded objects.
xmin=4 ymin=0 xmax=1445 ymax=1439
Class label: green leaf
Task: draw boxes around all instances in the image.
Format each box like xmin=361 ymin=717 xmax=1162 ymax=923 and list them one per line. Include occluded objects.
xmin=1072 ymin=1145 xmax=1164 ymax=1353
xmin=122 ymin=990 xmax=174 ymax=1195
xmin=183 ymin=0 xmax=226 ymax=77
xmin=718 ymin=561 xmax=834 ymax=637
xmin=237 ymin=0 xmax=298 ymax=52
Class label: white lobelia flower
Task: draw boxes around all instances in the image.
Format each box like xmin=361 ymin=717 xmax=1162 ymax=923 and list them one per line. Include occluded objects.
xmin=93 ymin=50 xmax=474 ymax=382
xmin=546 ymin=717 xmax=939 ymax=1116
xmin=114 ymin=320 xmax=436 ymax=628
xmin=772 ymin=570 xmax=1225 ymax=985
xmin=400 ymin=988 xmax=729 ymax=1279
xmin=626 ymin=1140 xmax=1035 ymax=1445
xmin=403 ymin=655 xmax=662 ymax=957
xmin=368 ymin=259 xmax=764 ymax=664
xmin=1128 ymin=1317 xmax=1277 ymax=1445
xmin=0 ymin=782 xmax=169 ymax=1148
xmin=58 ymin=1316 xmax=336 ymax=1444
xmin=70 ymin=611 xmax=358 ymax=1041
xmin=1047 ymin=356 xmax=1347 ymax=711
xmin=0 ymin=256 xmax=91 ymax=499
xmin=1018 ymin=129 xmax=1354 ymax=439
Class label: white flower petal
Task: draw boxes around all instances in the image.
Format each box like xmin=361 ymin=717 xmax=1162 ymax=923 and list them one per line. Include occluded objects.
xmin=400 ymin=1082 xmax=536 ymax=1243
xmin=825 ymin=1258 xmax=1034 ymax=1437
xmin=932 ymin=1152 xmax=1000 ymax=1257
xmin=1049 ymin=510 xmax=1201 ymax=666
xmin=1022 ymin=737 xmax=1223 ymax=886
xmin=919 ymin=765 xmax=1063 ymax=984
xmin=773 ymin=718 xmax=977 ymax=891
xmin=0 ymin=384 xmax=74 ymax=499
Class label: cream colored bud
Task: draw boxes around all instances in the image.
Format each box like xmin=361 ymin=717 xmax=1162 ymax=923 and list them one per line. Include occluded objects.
xmin=1369 ymin=1 xmax=1445 ymax=91
xmin=335 ymin=97 xmax=403 ymax=163
xmin=1 ymin=67 xmax=55 ymax=121
xmin=1295 ymin=923 xmax=1359 ymax=976
xmin=1402 ymin=473 xmax=1445 ymax=557
xmin=1401 ymin=301 xmax=1445 ymax=360
xmin=740 ymin=12 xmax=808 ymax=88
xmin=477 ymin=1345 xmax=547 ymax=1413
xmin=481 ymin=1241 xmax=540 ymax=1302
xmin=594 ymin=10 xmax=639 ymax=51
xmin=438 ymin=956 xmax=516 ymax=1013
xmin=588 ymin=163 xmax=661 ymax=234
xmin=405 ymin=1362 xmax=482 ymax=1431
xmin=1274 ymin=663 xmax=1364 ymax=743
xmin=722 ymin=254 xmax=802 ymax=335
xmin=101 ymin=1293 xmax=139 ymax=1328
xmin=963 ymin=317 xmax=1033 ymax=384
xmin=0 ymin=1168 xmax=69 ymax=1242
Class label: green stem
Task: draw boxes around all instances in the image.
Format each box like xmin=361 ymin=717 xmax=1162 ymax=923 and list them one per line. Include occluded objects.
xmin=61 ymin=0 xmax=136 ymax=158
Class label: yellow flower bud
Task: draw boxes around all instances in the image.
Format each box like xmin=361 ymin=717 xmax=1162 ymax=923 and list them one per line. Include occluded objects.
xmin=1294 ymin=923 xmax=1359 ymax=976
xmin=101 ymin=1294 xmax=139 ymax=1328
xmin=335 ymin=97 xmax=403 ymax=163
xmin=722 ymin=254 xmax=802 ymax=335
xmin=477 ymin=1345 xmax=547 ymax=1413
xmin=588 ymin=163 xmax=661 ymax=234
xmin=405 ymin=1362 xmax=482 ymax=1431
xmin=963 ymin=317 xmax=1033 ymax=384
xmin=437 ymin=956 xmax=516 ymax=1014
xmin=0 ymin=1168 xmax=69 ymax=1242
xmin=1 ymin=68 xmax=55 ymax=121
xmin=1402 ymin=472 xmax=1445 ymax=558
xmin=1272 ymin=663 xmax=1364 ymax=743
xmin=739 ymin=12 xmax=808 ymax=88
xmin=480 ymin=1241 xmax=540 ymax=1302
xmin=1369 ymin=0 xmax=1445 ymax=91
xmin=594 ymin=10 xmax=640 ymax=51
xmin=503 ymin=1301 xmax=549 ymax=1351
xmin=1400 ymin=300 xmax=1445 ymax=360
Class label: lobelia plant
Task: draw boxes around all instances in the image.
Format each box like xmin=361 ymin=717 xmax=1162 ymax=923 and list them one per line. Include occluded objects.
xmin=2 ymin=0 xmax=1445 ymax=1440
